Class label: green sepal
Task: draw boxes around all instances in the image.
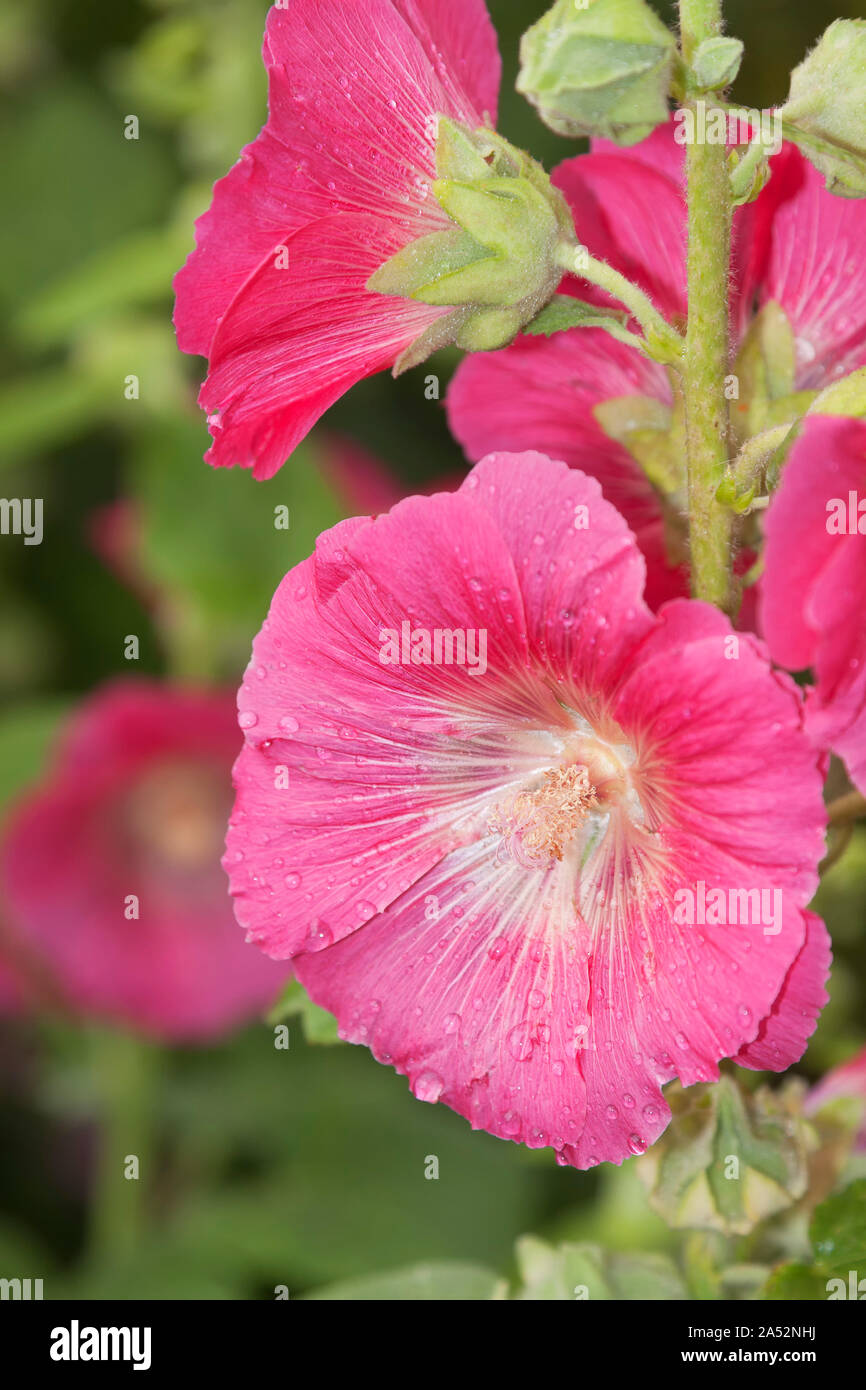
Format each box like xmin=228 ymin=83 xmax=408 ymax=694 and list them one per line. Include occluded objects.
xmin=594 ymin=393 xmax=684 ymax=495
xmin=368 ymin=119 xmax=574 ymax=369
xmin=367 ymin=225 xmax=489 ymax=300
xmin=523 ymin=293 xmax=633 ymax=344
xmin=809 ymin=364 xmax=866 ymax=418
xmin=690 ymin=36 xmax=744 ymax=92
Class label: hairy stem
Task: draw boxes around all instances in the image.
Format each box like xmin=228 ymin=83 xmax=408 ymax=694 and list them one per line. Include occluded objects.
xmin=679 ymin=0 xmax=735 ymax=611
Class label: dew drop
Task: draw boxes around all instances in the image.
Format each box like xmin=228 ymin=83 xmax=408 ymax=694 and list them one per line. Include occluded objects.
xmin=413 ymin=1070 xmax=444 ymax=1103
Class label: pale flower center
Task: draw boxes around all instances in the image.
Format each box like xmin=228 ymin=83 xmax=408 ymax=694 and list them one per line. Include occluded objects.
xmin=489 ymin=764 xmax=598 ymax=871
xmin=123 ymin=762 xmax=229 ymax=872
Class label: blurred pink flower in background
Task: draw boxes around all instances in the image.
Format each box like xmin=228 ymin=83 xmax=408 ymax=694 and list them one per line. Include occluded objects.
xmin=807 ymin=1044 xmax=866 ymax=1151
xmin=224 ymin=451 xmax=828 ymax=1168
xmin=447 ymin=124 xmax=866 ymax=606
xmin=760 ymin=414 xmax=866 ymax=795
xmin=174 ymin=0 xmax=500 ymax=478
xmin=0 ymin=682 xmax=288 ymax=1040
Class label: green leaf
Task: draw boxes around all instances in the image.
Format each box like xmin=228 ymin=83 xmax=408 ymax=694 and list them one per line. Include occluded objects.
xmin=765 ymin=1180 xmax=866 ymax=1300
xmin=13 ymin=227 xmax=190 ymax=349
xmin=513 ymin=1235 xmax=686 ymax=1300
xmin=0 ymin=370 xmax=110 ymax=463
xmin=131 ymin=416 xmax=347 ymax=674
xmin=0 ymin=699 xmax=69 ymax=815
xmin=267 ymin=978 xmax=341 ymax=1045
xmin=304 ymin=1261 xmax=504 ymax=1300
xmin=0 ymin=79 xmax=173 ymax=314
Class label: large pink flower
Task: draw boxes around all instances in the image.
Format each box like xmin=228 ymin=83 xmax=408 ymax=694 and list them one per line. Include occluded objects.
xmin=760 ymin=414 xmax=866 ymax=794
xmin=0 ymin=682 xmax=288 ymax=1040
xmin=225 ymin=451 xmax=828 ymax=1168
xmin=447 ymin=125 xmax=866 ymax=602
xmin=174 ymin=0 xmax=500 ymax=478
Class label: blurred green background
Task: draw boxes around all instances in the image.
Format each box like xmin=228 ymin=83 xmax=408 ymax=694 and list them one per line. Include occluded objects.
xmin=0 ymin=0 xmax=863 ymax=1300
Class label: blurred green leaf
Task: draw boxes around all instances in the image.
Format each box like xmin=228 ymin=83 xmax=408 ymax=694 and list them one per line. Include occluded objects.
xmin=14 ymin=227 xmax=189 ymax=348
xmin=765 ymin=1179 xmax=866 ymax=1300
xmin=304 ymin=1261 xmax=504 ymax=1300
xmin=0 ymin=698 xmax=68 ymax=814
xmin=131 ymin=416 xmax=348 ymax=672
xmin=513 ymin=1234 xmax=686 ymax=1300
xmin=267 ymin=978 xmax=341 ymax=1045
xmin=0 ymin=371 xmax=109 ymax=462
xmin=0 ymin=80 xmax=173 ymax=313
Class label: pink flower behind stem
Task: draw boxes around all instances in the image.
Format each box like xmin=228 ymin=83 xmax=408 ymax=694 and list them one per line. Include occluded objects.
xmin=447 ymin=123 xmax=866 ymax=603
xmin=0 ymin=682 xmax=289 ymax=1041
xmin=760 ymin=414 xmax=866 ymax=795
xmin=174 ymin=0 xmax=500 ymax=478
xmin=225 ymin=451 xmax=829 ymax=1169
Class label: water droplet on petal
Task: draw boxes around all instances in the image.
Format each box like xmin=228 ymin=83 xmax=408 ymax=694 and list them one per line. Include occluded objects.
xmin=413 ymin=1070 xmax=444 ymax=1103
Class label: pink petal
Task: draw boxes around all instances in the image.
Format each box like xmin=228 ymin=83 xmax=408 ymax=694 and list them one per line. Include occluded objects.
xmin=227 ymin=455 xmax=651 ymax=958
xmin=174 ymin=0 xmax=499 ymax=461
xmin=200 ymin=213 xmax=446 ymax=477
xmin=448 ymin=332 xmax=671 ymax=531
xmin=749 ymin=145 xmax=866 ymax=388
xmin=295 ymin=848 xmax=590 ymax=1152
xmin=553 ymin=134 xmax=687 ymax=323
xmin=760 ymin=415 xmax=866 ymax=791
xmin=737 ymin=912 xmax=831 ymax=1072
xmin=228 ymin=456 xmax=828 ymax=1167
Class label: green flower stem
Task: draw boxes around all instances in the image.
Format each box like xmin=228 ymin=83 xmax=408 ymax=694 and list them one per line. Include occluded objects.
xmin=87 ymin=1028 xmax=158 ymax=1267
xmin=554 ymin=244 xmax=684 ymax=363
xmin=679 ymin=0 xmax=735 ymax=612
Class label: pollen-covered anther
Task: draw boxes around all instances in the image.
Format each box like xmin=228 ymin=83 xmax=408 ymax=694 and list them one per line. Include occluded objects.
xmin=489 ymin=763 xmax=598 ymax=871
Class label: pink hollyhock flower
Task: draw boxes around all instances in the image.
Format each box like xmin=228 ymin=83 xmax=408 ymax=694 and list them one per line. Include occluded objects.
xmin=0 ymin=682 xmax=288 ymax=1040
xmin=807 ymin=1045 xmax=866 ymax=1151
xmin=447 ymin=124 xmax=866 ymax=604
xmin=760 ymin=414 xmax=866 ymax=795
xmin=225 ymin=451 xmax=828 ymax=1168
xmin=174 ymin=0 xmax=500 ymax=478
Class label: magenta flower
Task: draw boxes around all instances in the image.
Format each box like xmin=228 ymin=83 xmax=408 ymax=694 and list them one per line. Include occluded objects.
xmin=0 ymin=682 xmax=288 ymax=1040
xmin=447 ymin=124 xmax=866 ymax=600
xmin=807 ymin=1044 xmax=866 ymax=1151
xmin=174 ymin=0 xmax=500 ymax=478
xmin=760 ymin=414 xmax=866 ymax=795
xmin=225 ymin=451 xmax=828 ymax=1168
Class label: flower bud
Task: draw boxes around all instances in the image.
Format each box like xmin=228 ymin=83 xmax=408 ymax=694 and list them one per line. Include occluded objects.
xmin=367 ymin=120 xmax=574 ymax=370
xmin=779 ymin=20 xmax=866 ymax=197
xmin=690 ymin=36 xmax=744 ymax=93
xmin=516 ymin=0 xmax=676 ymax=146
xmin=637 ymin=1076 xmax=813 ymax=1236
